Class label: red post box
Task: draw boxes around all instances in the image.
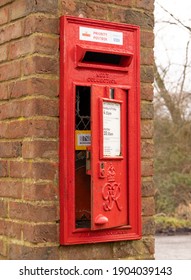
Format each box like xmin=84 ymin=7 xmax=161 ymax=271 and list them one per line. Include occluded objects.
xmin=59 ymin=16 xmax=141 ymax=244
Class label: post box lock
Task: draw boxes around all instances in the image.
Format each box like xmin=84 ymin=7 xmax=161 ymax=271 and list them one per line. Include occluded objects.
xmin=60 ymin=16 xmax=141 ymax=245
xmin=99 ymin=162 xmax=106 ymax=178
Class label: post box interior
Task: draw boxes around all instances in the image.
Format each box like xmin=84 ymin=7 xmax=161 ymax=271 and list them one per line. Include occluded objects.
xmin=75 ymin=85 xmax=91 ymax=228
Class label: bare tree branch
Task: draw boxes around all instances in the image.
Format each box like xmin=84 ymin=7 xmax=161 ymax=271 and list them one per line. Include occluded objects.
xmin=179 ymin=39 xmax=190 ymax=102
xmin=156 ymin=1 xmax=191 ymax=33
xmin=154 ymin=62 xmax=183 ymax=125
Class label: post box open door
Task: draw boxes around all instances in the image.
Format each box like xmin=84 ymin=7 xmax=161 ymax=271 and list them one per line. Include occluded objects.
xmin=90 ymin=86 xmax=128 ymax=230
xmin=59 ymin=16 xmax=141 ymax=245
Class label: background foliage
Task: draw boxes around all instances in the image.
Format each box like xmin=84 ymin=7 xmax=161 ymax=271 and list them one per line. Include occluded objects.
xmin=154 ymin=2 xmax=191 ymax=226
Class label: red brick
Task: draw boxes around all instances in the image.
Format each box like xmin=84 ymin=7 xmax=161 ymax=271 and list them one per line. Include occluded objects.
xmin=0 ymin=181 xmax=22 ymax=199
xmin=10 ymin=0 xmax=58 ymax=21
xmin=8 ymin=37 xmax=33 ymax=60
xmin=0 ymin=21 xmax=23 ymax=44
xmin=77 ymin=2 xmax=109 ymax=19
xmin=141 ymin=47 xmax=154 ymax=65
xmin=141 ymin=66 xmax=154 ymax=83
xmin=0 ymin=119 xmax=58 ymax=139
xmin=141 ymin=102 xmax=154 ymax=119
xmin=29 ymin=119 xmax=58 ymax=138
xmin=142 ymin=237 xmax=155 ymax=255
xmin=87 ymin=0 xmax=133 ymax=6
xmin=23 ymin=223 xmax=58 ymax=243
xmin=9 ymin=201 xmax=58 ymax=222
xmin=10 ymin=0 xmax=31 ymax=21
xmin=22 ymin=56 xmax=58 ymax=76
xmin=0 ymin=61 xmax=21 ymax=82
xmin=33 ymin=0 xmax=58 ymax=14
xmin=0 ymin=199 xmax=8 ymax=218
xmin=0 ymin=6 xmax=9 ymax=25
xmin=0 ymin=83 xmax=9 ymax=100
xmin=8 ymin=77 xmax=59 ymax=99
xmin=141 ymin=159 xmax=154 ymax=176
xmin=142 ymin=217 xmax=155 ymax=235
xmin=0 ymin=0 xmax=13 ymax=7
xmin=60 ymin=242 xmax=113 ymax=260
xmin=0 ymin=239 xmax=7 ymax=258
xmin=0 ymin=45 xmax=8 ymax=62
xmin=142 ymin=179 xmax=155 ymax=197
xmin=0 ymin=98 xmax=58 ymax=120
xmin=61 ymin=0 xmax=133 ymax=16
xmin=3 ymin=220 xmax=22 ymax=239
xmin=142 ymin=197 xmax=155 ymax=216
xmin=9 ymin=243 xmax=59 ymax=260
xmin=8 ymin=35 xmax=58 ymax=60
xmin=27 ymin=98 xmax=58 ymax=117
xmin=0 ymin=141 xmax=22 ymax=157
xmin=22 ymin=140 xmax=58 ymax=159
xmin=34 ymin=35 xmax=59 ymax=56
xmin=141 ymin=120 xmax=154 ymax=139
xmin=141 ymin=139 xmax=154 ymax=159
xmin=107 ymin=7 xmax=154 ymax=28
xmin=113 ymin=239 xmax=152 ymax=259
xmin=0 ymin=220 xmax=5 ymax=235
xmin=136 ymin=0 xmax=154 ymax=11
xmin=0 ymin=161 xmax=9 ymax=177
xmin=24 ymin=15 xmax=59 ymax=35
xmin=60 ymin=0 xmax=77 ymax=14
xmin=10 ymin=161 xmax=58 ymax=181
xmin=141 ymin=31 xmax=154 ymax=48
xmin=23 ymin=182 xmax=58 ymax=201
xmin=141 ymin=83 xmax=153 ymax=101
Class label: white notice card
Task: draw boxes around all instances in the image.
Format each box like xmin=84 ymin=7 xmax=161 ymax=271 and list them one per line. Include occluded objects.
xmin=103 ymin=102 xmax=121 ymax=157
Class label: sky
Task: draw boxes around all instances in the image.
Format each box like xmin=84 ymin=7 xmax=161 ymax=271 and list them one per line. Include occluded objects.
xmin=154 ymin=0 xmax=191 ymax=93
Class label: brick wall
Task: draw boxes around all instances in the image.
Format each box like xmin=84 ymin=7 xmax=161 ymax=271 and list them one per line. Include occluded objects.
xmin=0 ymin=0 xmax=155 ymax=259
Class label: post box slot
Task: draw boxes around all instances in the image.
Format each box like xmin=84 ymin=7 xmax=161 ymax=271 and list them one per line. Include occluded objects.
xmin=76 ymin=45 xmax=133 ymax=71
xmin=82 ymin=51 xmax=122 ymax=65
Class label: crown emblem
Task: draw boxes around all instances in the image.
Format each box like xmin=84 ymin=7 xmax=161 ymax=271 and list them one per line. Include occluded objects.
xmin=107 ymin=164 xmax=116 ymax=182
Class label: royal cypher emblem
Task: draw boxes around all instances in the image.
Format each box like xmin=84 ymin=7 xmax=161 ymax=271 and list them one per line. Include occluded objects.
xmin=102 ymin=163 xmax=122 ymax=211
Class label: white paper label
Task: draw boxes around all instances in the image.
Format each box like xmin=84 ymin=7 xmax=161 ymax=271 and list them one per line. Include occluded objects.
xmin=103 ymin=102 xmax=121 ymax=157
xmin=77 ymin=133 xmax=91 ymax=146
xmin=80 ymin=27 xmax=123 ymax=45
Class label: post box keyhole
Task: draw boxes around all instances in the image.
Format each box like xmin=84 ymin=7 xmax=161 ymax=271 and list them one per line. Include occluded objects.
xmin=110 ymin=88 xmax=115 ymax=99
xmin=99 ymin=162 xmax=105 ymax=178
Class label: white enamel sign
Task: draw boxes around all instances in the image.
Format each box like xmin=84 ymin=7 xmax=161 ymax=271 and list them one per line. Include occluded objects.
xmin=103 ymin=102 xmax=121 ymax=157
xmin=80 ymin=26 xmax=123 ymax=45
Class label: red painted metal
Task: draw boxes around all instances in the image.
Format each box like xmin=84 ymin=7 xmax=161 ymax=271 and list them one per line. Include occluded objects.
xmin=59 ymin=15 xmax=141 ymax=245
xmin=91 ymin=86 xmax=128 ymax=230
